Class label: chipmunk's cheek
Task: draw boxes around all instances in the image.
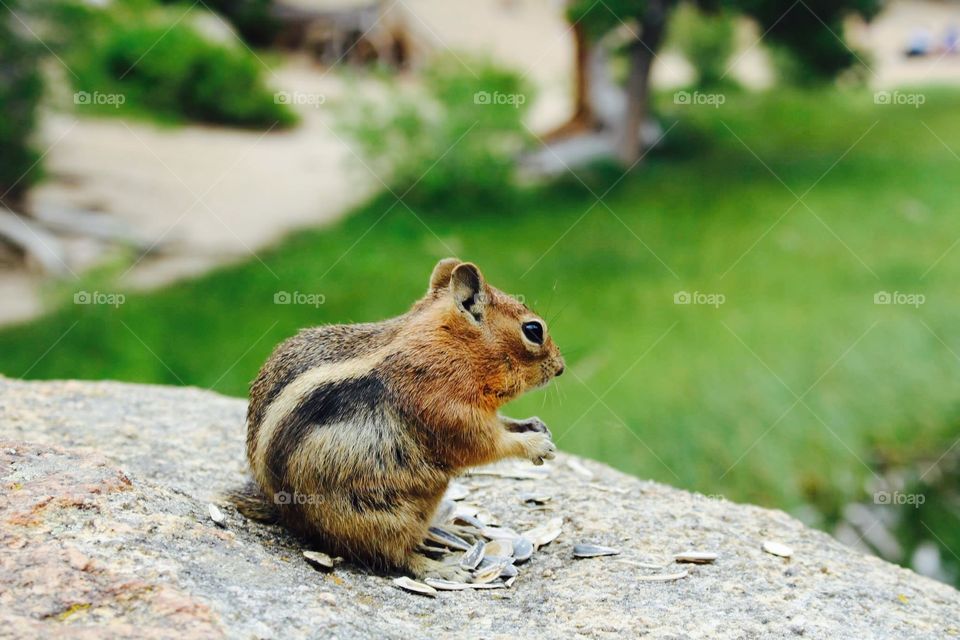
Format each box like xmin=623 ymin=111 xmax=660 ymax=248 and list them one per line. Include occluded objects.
xmin=517 ymin=372 xmax=534 ymax=391
xmin=532 ymin=366 xmax=553 ymax=389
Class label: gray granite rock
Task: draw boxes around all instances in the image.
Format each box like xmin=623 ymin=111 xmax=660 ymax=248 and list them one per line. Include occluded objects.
xmin=1 ymin=377 xmax=958 ymax=639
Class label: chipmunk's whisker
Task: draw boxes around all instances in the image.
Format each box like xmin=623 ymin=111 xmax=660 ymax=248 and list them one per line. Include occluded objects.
xmin=547 ymin=301 xmax=570 ymax=327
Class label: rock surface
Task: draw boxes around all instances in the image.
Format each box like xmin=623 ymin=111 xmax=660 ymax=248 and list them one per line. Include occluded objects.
xmin=1 ymin=377 xmax=958 ymax=639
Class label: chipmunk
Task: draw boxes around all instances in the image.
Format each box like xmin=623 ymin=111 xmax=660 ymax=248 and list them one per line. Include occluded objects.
xmin=229 ymin=258 xmax=564 ymax=580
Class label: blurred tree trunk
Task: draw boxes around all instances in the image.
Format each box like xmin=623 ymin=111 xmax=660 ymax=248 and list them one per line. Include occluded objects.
xmin=545 ymin=1 xmax=668 ymax=167
xmin=545 ymin=22 xmax=596 ymax=141
xmin=620 ymin=0 xmax=666 ymax=165
xmin=570 ymin=22 xmax=596 ymax=130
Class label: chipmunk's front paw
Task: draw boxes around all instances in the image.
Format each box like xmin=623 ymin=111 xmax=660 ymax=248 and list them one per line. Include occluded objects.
xmin=506 ymin=416 xmax=551 ymax=435
xmin=522 ymin=431 xmax=556 ymax=466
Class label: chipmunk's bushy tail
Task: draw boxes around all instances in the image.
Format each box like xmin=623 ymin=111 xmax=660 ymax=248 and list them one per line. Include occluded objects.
xmin=225 ymin=479 xmax=278 ymax=523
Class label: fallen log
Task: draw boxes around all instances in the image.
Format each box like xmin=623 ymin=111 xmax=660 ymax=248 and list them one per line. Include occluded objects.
xmin=0 ymin=208 xmax=69 ymax=276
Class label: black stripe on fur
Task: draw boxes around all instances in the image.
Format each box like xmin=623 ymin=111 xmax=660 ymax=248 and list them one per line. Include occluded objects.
xmin=266 ymin=374 xmax=387 ymax=492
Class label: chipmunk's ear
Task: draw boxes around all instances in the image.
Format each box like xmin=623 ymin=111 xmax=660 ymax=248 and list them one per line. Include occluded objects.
xmin=449 ymin=262 xmax=485 ymax=321
xmin=428 ymin=257 xmax=461 ymax=293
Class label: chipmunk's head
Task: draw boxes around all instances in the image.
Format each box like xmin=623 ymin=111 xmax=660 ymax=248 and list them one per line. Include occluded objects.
xmin=423 ymin=258 xmax=565 ymax=403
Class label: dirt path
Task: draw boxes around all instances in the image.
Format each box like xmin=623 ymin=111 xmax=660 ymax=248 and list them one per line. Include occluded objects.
xmin=36 ymin=63 xmax=376 ymax=287
xmin=3 ymin=62 xmax=376 ymax=325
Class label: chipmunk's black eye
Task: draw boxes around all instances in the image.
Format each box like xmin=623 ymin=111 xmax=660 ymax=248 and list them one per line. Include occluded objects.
xmin=522 ymin=321 xmax=544 ymax=345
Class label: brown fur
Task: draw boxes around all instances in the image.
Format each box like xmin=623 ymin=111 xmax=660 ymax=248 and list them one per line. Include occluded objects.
xmin=230 ymin=258 xmax=564 ymax=578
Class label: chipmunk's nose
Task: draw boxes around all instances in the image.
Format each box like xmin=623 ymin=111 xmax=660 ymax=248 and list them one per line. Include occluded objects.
xmin=555 ymin=359 xmax=565 ymax=377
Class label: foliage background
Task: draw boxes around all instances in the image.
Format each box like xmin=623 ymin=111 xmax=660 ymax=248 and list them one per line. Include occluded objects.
xmin=1 ymin=0 xmax=958 ymax=587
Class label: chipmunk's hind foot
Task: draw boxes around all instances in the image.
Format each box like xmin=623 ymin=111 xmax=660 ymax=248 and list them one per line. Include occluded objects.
xmin=406 ymin=553 xmax=471 ymax=582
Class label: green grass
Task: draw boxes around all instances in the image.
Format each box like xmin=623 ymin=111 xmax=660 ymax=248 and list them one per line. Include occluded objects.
xmin=3 ymin=87 xmax=960 ymax=524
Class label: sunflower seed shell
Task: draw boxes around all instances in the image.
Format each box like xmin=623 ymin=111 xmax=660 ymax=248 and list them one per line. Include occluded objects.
xmin=674 ymin=551 xmax=718 ymax=564
xmin=393 ymin=577 xmax=437 ymax=597
xmin=427 ymin=526 xmax=472 ymax=551
xmin=460 ymin=540 xmax=485 ymax=570
xmin=573 ymin=543 xmax=620 ymax=558
xmin=303 ymin=550 xmax=335 ymax=570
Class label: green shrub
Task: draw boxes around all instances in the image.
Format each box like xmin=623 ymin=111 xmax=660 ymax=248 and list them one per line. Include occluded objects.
xmin=0 ymin=1 xmax=44 ymax=206
xmin=768 ymin=38 xmax=872 ymax=87
xmin=161 ymin=0 xmax=279 ymax=47
xmin=739 ymin=0 xmax=878 ymax=85
xmin=337 ymin=57 xmax=532 ymax=211
xmin=668 ymin=4 xmax=737 ymax=89
xmin=67 ymin=4 xmax=295 ymax=128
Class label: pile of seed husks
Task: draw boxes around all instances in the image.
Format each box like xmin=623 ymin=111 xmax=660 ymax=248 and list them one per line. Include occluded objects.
xmin=394 ymin=462 xmax=568 ymax=596
xmin=290 ymin=462 xmax=564 ymax=596
xmin=287 ymin=460 xmax=754 ymax=597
